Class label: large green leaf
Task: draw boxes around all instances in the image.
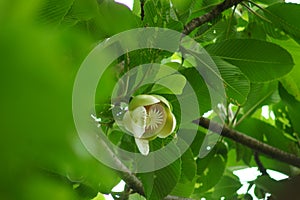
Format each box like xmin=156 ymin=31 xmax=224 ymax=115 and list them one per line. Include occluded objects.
xmin=212 ymin=57 xmax=250 ymax=105
xmin=264 ymin=3 xmax=300 ymax=40
xmin=272 ymin=39 xmax=300 ymax=101
xmin=151 ymin=71 xmax=187 ymax=95
xmin=254 ymin=176 xmax=285 ymax=198
xmin=205 ymin=39 xmax=294 ymax=82
xmin=139 ymin=158 xmax=181 ymax=200
xmin=239 ymin=81 xmax=279 ymax=123
xmin=254 ymin=0 xmax=284 ymax=5
xmin=179 ymin=67 xmax=211 ymax=115
xmin=193 ymin=143 xmax=227 ymax=195
xmin=241 ymin=22 xmax=267 ymax=40
xmin=37 ymin=0 xmax=74 ymax=25
xmin=279 ymin=84 xmax=300 ymax=136
xmin=62 ymin=0 xmax=98 ymax=24
xmin=211 ymin=175 xmax=242 ymax=199
xmin=171 ymin=148 xmax=197 ymax=198
xmin=96 ymin=1 xmax=140 ymax=36
xmin=237 ymin=118 xmax=295 ymax=153
xmin=235 ymin=118 xmax=264 ymax=165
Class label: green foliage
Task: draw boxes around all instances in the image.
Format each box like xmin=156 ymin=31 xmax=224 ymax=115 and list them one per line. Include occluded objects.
xmin=139 ymin=157 xmax=181 ymax=199
xmin=1 ymin=0 xmax=300 ymax=200
xmin=206 ymin=39 xmax=294 ymax=82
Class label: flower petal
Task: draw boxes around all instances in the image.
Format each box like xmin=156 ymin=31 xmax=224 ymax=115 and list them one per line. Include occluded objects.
xmin=151 ymin=94 xmax=171 ymax=109
xmin=129 ymin=94 xmax=160 ymax=111
xmin=123 ymin=106 xmax=147 ymax=138
xmin=157 ymin=110 xmax=176 ymax=138
xmin=135 ymin=138 xmax=149 ymax=155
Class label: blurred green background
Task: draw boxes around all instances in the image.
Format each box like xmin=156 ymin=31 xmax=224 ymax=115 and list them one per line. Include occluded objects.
xmin=0 ymin=0 xmax=121 ymax=199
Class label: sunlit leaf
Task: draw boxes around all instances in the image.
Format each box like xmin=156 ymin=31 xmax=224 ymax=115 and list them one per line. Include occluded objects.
xmin=206 ymin=39 xmax=294 ymax=82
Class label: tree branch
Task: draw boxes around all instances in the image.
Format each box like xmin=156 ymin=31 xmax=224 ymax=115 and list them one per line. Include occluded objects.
xmin=183 ymin=0 xmax=244 ymax=35
xmin=193 ymin=117 xmax=300 ymax=168
xmin=164 ymin=195 xmax=194 ymax=200
xmin=99 ymin=135 xmax=194 ymax=199
xmin=254 ymin=151 xmax=269 ymax=176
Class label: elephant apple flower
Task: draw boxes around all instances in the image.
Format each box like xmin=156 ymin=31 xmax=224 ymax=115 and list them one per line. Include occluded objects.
xmin=122 ymin=94 xmax=176 ymax=155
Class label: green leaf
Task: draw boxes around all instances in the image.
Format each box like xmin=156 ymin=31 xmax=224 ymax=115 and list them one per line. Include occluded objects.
xmin=272 ymin=102 xmax=294 ymax=135
xmin=62 ymin=0 xmax=98 ymax=23
xmin=151 ymin=71 xmax=187 ymax=95
xmin=254 ymin=0 xmax=284 ymax=5
xmin=96 ymin=1 xmax=140 ymax=36
xmin=171 ymin=0 xmax=193 ymax=13
xmin=179 ymin=67 xmax=211 ymax=115
xmin=37 ymin=0 xmax=74 ymax=25
xmin=142 ymin=0 xmax=183 ymax=31
xmin=272 ymin=39 xmax=300 ymax=101
xmin=211 ymin=175 xmax=242 ymax=199
xmin=226 ymin=149 xmax=248 ymax=168
xmin=254 ymin=176 xmax=284 ymax=197
xmin=264 ymin=3 xmax=300 ymax=40
xmin=190 ymin=128 xmax=206 ymax=157
xmin=0 ymin=26 xmax=120 ymax=198
xmin=139 ymin=158 xmax=181 ymax=200
xmin=251 ymin=155 xmax=292 ymax=176
xmin=237 ymin=118 xmax=294 ymax=153
xmin=212 ymin=57 xmax=250 ymax=105
xmin=279 ymin=84 xmax=300 ymax=135
xmin=205 ymin=39 xmax=294 ymax=82
xmin=194 ymin=154 xmax=226 ymax=194
xmin=91 ymin=193 xmax=106 ymax=200
xmin=132 ymin=0 xmax=141 ymax=17
xmin=241 ymin=22 xmax=267 ymax=40
xmin=129 ymin=193 xmax=146 ymax=200
xmin=240 ymin=81 xmax=279 ymax=121
xmin=243 ymin=193 xmax=254 ymax=200
xmin=171 ymin=148 xmax=197 ymax=198
xmin=194 ymin=143 xmax=227 ymax=194
xmin=235 ymin=142 xmax=252 ymax=165
xmin=195 ymin=17 xmax=238 ymax=43
xmin=235 ymin=118 xmax=265 ymax=165
xmin=74 ymin=183 xmax=98 ymax=199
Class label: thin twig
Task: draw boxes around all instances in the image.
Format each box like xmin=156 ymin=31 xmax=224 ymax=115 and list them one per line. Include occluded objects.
xmin=140 ymin=0 xmax=145 ymax=21
xmin=225 ymin=4 xmax=237 ymax=39
xmin=230 ymin=106 xmax=241 ymax=127
xmin=254 ymin=151 xmax=269 ymax=176
xmin=241 ymin=2 xmax=272 ymax=23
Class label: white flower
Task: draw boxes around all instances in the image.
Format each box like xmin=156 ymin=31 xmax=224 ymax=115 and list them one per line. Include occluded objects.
xmin=122 ymin=94 xmax=176 ymax=155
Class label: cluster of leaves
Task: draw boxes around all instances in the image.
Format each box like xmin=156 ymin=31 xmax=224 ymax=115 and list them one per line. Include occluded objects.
xmin=1 ymin=0 xmax=300 ymax=200
xmin=94 ymin=0 xmax=300 ymax=199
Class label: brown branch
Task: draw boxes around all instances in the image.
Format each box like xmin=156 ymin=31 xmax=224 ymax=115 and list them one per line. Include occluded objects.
xmin=254 ymin=151 xmax=269 ymax=176
xmin=193 ymin=117 xmax=300 ymax=168
xmin=183 ymin=0 xmax=244 ymax=35
xmin=99 ymin=137 xmax=195 ymax=199
xmin=97 ymin=139 xmax=145 ymax=196
xmin=164 ymin=196 xmax=194 ymax=200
